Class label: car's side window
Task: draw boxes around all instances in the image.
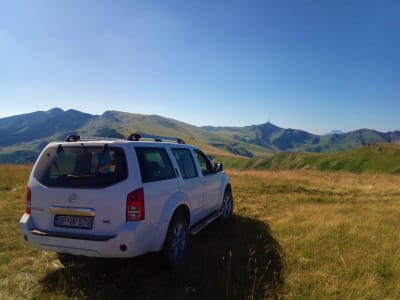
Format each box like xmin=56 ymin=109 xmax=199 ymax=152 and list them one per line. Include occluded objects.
xmin=172 ymin=148 xmax=198 ymax=179
xmin=136 ymin=147 xmax=176 ymax=183
xmin=194 ymin=150 xmax=214 ymax=176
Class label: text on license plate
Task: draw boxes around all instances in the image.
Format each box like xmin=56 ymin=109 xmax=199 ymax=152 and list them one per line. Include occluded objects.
xmin=54 ymin=215 xmax=93 ymax=229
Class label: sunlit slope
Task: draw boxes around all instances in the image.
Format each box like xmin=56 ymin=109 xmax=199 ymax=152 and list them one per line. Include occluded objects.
xmin=216 ymin=143 xmax=400 ymax=173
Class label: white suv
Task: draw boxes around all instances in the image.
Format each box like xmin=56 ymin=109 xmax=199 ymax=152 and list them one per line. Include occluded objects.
xmin=20 ymin=133 xmax=233 ymax=266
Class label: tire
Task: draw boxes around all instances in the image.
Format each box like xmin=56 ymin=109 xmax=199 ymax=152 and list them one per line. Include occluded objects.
xmin=161 ymin=213 xmax=189 ymax=267
xmin=220 ymin=187 xmax=233 ymax=221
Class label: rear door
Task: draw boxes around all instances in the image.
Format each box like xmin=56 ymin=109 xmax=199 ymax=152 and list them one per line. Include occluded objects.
xmin=30 ymin=144 xmax=132 ymax=236
xmin=134 ymin=146 xmax=179 ymax=224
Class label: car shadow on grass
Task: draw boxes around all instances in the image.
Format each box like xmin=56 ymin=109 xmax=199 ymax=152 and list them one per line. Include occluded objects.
xmin=39 ymin=215 xmax=283 ymax=300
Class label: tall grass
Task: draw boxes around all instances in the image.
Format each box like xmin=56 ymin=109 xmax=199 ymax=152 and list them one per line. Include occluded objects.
xmin=1 ymin=165 xmax=400 ymax=298
xmin=230 ymin=169 xmax=400 ymax=298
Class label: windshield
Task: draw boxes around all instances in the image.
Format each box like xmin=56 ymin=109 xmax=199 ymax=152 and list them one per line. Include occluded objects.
xmin=34 ymin=145 xmax=128 ymax=188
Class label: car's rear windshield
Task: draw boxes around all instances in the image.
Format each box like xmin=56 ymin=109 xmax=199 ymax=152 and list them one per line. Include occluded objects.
xmin=34 ymin=145 xmax=128 ymax=188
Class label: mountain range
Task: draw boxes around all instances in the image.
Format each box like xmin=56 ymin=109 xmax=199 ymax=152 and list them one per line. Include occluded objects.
xmin=1 ymin=108 xmax=399 ymax=164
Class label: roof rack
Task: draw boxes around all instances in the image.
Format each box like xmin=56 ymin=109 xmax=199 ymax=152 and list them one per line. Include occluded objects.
xmin=65 ymin=135 xmax=81 ymax=142
xmin=64 ymin=133 xmax=186 ymax=144
xmin=64 ymin=135 xmax=123 ymax=142
xmin=127 ymin=133 xmax=185 ymax=144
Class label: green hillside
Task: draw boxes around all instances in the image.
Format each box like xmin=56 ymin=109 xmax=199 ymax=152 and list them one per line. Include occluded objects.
xmin=216 ymin=143 xmax=400 ymax=173
xmin=0 ymin=109 xmax=269 ymax=163
xmin=71 ymin=111 xmax=270 ymax=158
xmin=0 ymin=108 xmax=92 ymax=147
xmin=1 ymin=108 xmax=400 ymax=166
xmin=204 ymin=123 xmax=400 ymax=153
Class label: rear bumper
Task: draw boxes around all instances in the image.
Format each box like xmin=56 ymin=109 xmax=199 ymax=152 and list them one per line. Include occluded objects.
xmin=19 ymin=213 xmax=167 ymax=258
xmin=30 ymin=228 xmax=115 ymax=241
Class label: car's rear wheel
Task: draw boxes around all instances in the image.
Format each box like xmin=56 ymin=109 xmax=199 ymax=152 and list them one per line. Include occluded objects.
xmin=162 ymin=213 xmax=189 ymax=267
xmin=220 ymin=187 xmax=233 ymax=220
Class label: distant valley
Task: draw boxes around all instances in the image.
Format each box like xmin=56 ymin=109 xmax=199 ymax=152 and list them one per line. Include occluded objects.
xmin=1 ymin=108 xmax=399 ymax=168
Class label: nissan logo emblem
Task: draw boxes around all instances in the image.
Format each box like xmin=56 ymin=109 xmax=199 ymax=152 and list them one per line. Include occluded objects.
xmin=68 ymin=193 xmax=77 ymax=203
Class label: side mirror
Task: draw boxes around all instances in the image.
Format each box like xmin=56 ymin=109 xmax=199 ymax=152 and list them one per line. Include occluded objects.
xmin=214 ymin=162 xmax=223 ymax=172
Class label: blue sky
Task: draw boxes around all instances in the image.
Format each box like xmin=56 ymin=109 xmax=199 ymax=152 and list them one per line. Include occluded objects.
xmin=1 ymin=0 xmax=399 ymax=134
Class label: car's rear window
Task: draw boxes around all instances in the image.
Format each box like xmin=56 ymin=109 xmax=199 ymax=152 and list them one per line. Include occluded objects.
xmin=34 ymin=145 xmax=128 ymax=188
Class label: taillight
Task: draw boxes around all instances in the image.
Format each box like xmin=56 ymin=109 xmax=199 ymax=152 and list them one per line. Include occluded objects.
xmin=126 ymin=188 xmax=145 ymax=221
xmin=26 ymin=187 xmax=31 ymax=214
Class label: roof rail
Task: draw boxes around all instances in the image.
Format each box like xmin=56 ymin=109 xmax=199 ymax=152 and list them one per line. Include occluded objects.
xmin=127 ymin=133 xmax=185 ymax=144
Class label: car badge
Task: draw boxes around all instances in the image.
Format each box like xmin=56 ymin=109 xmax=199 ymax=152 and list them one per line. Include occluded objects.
xmin=68 ymin=193 xmax=77 ymax=203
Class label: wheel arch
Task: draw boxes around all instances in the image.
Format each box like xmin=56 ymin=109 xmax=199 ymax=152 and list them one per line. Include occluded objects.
xmin=150 ymin=193 xmax=191 ymax=252
xmin=217 ymin=176 xmax=232 ymax=207
xmin=172 ymin=204 xmax=190 ymax=226
xmin=225 ymin=183 xmax=232 ymax=194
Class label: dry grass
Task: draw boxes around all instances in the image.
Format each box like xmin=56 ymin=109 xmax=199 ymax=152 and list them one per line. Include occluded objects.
xmin=229 ymin=169 xmax=400 ymax=298
xmin=1 ymin=166 xmax=400 ymax=299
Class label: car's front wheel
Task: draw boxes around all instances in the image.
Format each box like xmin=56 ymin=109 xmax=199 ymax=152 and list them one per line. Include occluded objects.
xmin=220 ymin=187 xmax=233 ymax=220
xmin=162 ymin=213 xmax=189 ymax=267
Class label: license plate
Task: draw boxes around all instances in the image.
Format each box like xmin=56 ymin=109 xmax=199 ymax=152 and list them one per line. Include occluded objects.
xmin=54 ymin=215 xmax=93 ymax=229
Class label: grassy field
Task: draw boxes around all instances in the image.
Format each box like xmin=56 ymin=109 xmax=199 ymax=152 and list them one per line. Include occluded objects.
xmin=1 ymin=165 xmax=400 ymax=299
